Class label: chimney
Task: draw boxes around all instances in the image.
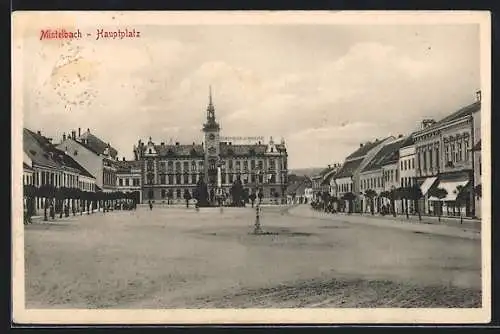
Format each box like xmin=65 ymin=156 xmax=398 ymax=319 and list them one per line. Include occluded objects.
xmin=62 ymin=133 xmax=66 ymax=141
xmin=87 ymin=128 xmax=90 ymax=133
xmin=398 ymin=134 xmax=403 ymax=138
xmin=37 ymin=130 xmax=41 ymax=135
xmin=161 ymin=142 xmax=165 ymax=146
xmin=421 ymin=119 xmax=436 ymax=130
xmin=175 ymin=142 xmax=179 ymax=146
xmin=476 ymin=90 xmax=482 ymax=102
xmin=78 ymin=128 xmax=81 ymax=137
xmin=122 ymin=157 xmax=126 ymax=161
xmin=360 ymin=143 xmax=364 ymax=147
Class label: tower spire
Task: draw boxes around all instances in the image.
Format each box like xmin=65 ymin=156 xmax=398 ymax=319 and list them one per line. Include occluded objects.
xmin=207 ymin=85 xmax=215 ymax=121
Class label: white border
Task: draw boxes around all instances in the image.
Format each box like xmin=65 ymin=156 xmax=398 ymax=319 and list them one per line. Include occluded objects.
xmin=11 ymin=10 xmax=491 ymax=324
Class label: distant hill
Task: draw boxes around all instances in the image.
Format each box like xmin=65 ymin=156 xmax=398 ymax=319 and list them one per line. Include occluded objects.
xmin=289 ymin=167 xmax=324 ymax=178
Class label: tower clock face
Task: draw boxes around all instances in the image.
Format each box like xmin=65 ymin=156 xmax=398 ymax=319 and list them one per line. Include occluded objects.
xmin=208 ymin=146 xmax=216 ymax=154
xmin=209 ymin=133 xmax=215 ymax=140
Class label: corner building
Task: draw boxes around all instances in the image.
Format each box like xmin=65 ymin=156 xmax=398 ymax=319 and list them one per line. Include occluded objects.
xmin=134 ymin=91 xmax=288 ymax=204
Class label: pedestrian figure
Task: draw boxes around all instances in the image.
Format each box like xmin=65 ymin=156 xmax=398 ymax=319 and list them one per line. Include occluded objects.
xmin=149 ymin=200 xmax=153 ymax=210
xmin=49 ymin=201 xmax=55 ymax=220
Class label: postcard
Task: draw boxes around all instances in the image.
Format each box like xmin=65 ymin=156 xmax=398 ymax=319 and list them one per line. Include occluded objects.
xmin=12 ymin=10 xmax=491 ymax=324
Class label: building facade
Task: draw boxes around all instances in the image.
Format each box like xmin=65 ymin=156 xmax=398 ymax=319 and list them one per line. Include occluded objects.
xmin=24 ymin=128 xmax=96 ymax=215
xmin=134 ymin=92 xmax=288 ymax=204
xmin=472 ymin=93 xmax=482 ymax=218
xmin=414 ymin=98 xmax=480 ymax=217
xmin=396 ymin=136 xmax=416 ymax=213
xmin=334 ymin=137 xmax=392 ymax=212
xmin=115 ymin=159 xmax=142 ymax=203
xmin=57 ymin=128 xmax=118 ymax=192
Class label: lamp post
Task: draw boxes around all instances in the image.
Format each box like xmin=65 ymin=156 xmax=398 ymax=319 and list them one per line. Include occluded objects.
xmin=254 ymin=169 xmax=263 ymax=234
xmin=216 ymin=157 xmax=225 ymax=213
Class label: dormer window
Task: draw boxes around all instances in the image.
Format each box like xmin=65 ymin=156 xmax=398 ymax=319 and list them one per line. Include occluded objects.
xmin=74 ymin=150 xmax=78 ymax=156
xmin=271 ymin=147 xmax=274 ymax=153
xmin=148 ymin=149 xmax=152 ymax=154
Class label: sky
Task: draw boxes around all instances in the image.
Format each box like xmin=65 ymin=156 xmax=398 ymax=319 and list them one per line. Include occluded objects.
xmin=22 ymin=23 xmax=480 ymax=169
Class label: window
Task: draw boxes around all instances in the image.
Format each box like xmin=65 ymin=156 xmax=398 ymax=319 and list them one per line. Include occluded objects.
xmin=161 ymin=189 xmax=166 ymax=198
xmin=401 ymin=161 xmax=404 ymax=170
xmin=176 ymin=189 xmax=181 ymax=198
xmin=243 ymin=160 xmax=248 ymax=171
xmin=147 ymin=161 xmax=154 ymax=171
xmin=184 ymin=173 xmax=189 ymax=184
xmin=251 ymin=160 xmax=256 ymax=170
xmin=228 ymin=160 xmax=233 ymax=170
xmin=183 ymin=162 xmax=189 ymax=171
xmin=457 ymin=142 xmax=462 ymax=161
xmin=168 ymin=174 xmax=173 ymax=184
xmin=175 ymin=162 xmax=181 ymax=171
xmin=258 ymin=160 xmax=263 ymax=170
xmin=429 ymin=149 xmax=433 ymax=170
xmin=176 ymin=174 xmax=181 ymax=184
xmin=191 ymin=161 xmax=196 ymax=171
xmin=149 ymin=149 xmax=152 ymax=154
xmin=119 ymin=178 xmax=123 ymax=186
xmin=412 ymin=158 xmax=414 ymax=169
xmin=451 ymin=143 xmax=456 ymax=163
xmin=74 ymin=150 xmax=78 ymax=156
xmin=269 ymin=159 xmax=275 ymax=170
xmin=148 ymin=190 xmax=154 ymax=199
xmin=222 ymin=173 xmax=226 ymax=184
xmin=160 ymin=175 xmax=166 ymax=184
xmin=423 ymin=150 xmax=427 ymax=171
xmin=192 ymin=173 xmax=198 ymax=184
xmin=229 ymin=174 xmax=234 ymax=183
xmin=168 ymin=161 xmax=174 ymax=172
xmin=464 ymin=140 xmax=469 ymax=161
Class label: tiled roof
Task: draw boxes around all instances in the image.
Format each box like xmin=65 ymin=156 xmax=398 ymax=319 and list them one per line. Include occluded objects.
xmin=419 ymin=101 xmax=480 ymax=134
xmin=154 ymin=144 xmax=205 ymax=157
xmin=346 ymin=138 xmax=388 ymax=160
xmin=362 ymin=138 xmax=407 ymax=173
xmin=220 ymin=143 xmax=267 ymax=157
xmin=115 ymin=160 xmax=142 ymax=173
xmin=24 ymin=128 xmax=95 ymax=178
xmin=78 ymin=130 xmax=118 ymax=158
xmin=24 ymin=129 xmax=64 ymax=169
xmin=334 ymin=158 xmax=363 ymax=179
xmin=55 ymin=148 xmax=95 ymax=178
xmin=400 ymin=134 xmax=415 ymax=148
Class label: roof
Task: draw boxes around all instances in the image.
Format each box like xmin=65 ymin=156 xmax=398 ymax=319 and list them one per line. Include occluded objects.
xmin=24 ymin=128 xmax=61 ymax=169
xmin=400 ymin=134 xmax=415 ymax=148
xmin=153 ymin=144 xmax=205 ymax=157
xmin=362 ymin=138 xmax=408 ymax=173
xmin=346 ymin=138 xmax=388 ymax=160
xmin=334 ymin=158 xmax=363 ymax=179
xmin=24 ymin=128 xmax=95 ymax=178
xmin=78 ymin=130 xmax=118 ymax=158
xmin=419 ymin=101 xmax=480 ymax=135
xmin=115 ymin=160 xmax=142 ymax=173
xmin=23 ymin=162 xmax=34 ymax=171
xmin=54 ymin=148 xmax=95 ymax=178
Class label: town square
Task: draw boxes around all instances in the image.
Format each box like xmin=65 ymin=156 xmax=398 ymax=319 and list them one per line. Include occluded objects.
xmin=16 ymin=14 xmax=487 ymax=315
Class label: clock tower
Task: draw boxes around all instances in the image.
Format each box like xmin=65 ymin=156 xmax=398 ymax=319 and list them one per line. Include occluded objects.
xmin=202 ymin=86 xmax=221 ymax=186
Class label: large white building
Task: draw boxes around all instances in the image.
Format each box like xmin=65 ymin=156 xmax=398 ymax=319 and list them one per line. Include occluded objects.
xmin=57 ymin=128 xmax=118 ymax=193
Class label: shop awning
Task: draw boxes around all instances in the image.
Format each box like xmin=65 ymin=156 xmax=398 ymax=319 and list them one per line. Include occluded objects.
xmin=429 ymin=180 xmax=470 ymax=201
xmin=420 ymin=177 xmax=437 ymax=196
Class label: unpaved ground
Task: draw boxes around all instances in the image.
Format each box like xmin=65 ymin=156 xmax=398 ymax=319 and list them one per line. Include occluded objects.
xmin=24 ymin=205 xmax=481 ymax=308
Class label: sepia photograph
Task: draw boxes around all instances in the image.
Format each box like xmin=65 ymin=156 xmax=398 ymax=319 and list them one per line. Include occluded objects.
xmin=12 ymin=11 xmax=491 ymax=324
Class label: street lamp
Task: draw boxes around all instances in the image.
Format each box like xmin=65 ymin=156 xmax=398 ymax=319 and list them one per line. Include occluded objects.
xmin=216 ymin=157 xmax=225 ymax=213
xmin=253 ymin=169 xmax=263 ymax=234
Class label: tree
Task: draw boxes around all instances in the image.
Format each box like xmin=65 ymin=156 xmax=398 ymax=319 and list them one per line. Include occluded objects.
xmin=230 ymin=179 xmax=244 ymax=207
xmin=249 ymin=192 xmax=257 ymax=208
xmin=321 ymin=191 xmax=330 ymax=212
xmin=407 ymin=184 xmax=423 ymax=221
xmin=455 ymin=185 xmax=470 ymax=224
xmin=380 ymin=190 xmax=397 ymax=217
xmin=274 ymin=191 xmax=280 ymax=205
xmin=23 ymin=185 xmax=36 ymax=224
xmin=395 ymin=187 xmax=410 ymax=219
xmin=183 ymin=189 xmax=192 ymax=208
xmin=474 ymin=184 xmax=482 ymax=198
xmin=364 ymin=189 xmax=377 ymax=215
xmin=194 ymin=179 xmax=209 ymax=207
xmin=258 ymin=189 xmax=264 ymax=204
xmin=428 ymin=187 xmax=448 ymax=222
xmin=167 ymin=189 xmax=174 ymax=204
xmin=341 ymin=192 xmax=356 ymax=214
